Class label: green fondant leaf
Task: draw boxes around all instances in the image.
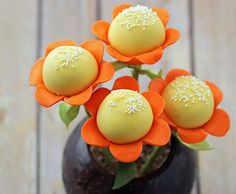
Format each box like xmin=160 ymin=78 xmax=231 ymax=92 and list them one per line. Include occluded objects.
xmin=112 ymin=162 xmax=136 ymax=190
xmin=59 ymin=102 xmax=80 ymax=128
xmin=177 ymin=135 xmax=214 ymax=151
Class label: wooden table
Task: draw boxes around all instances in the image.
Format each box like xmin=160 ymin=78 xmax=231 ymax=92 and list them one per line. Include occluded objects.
xmin=0 ymin=0 xmax=235 ymax=193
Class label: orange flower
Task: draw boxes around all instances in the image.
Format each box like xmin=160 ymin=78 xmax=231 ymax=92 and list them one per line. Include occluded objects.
xmin=92 ymin=3 xmax=180 ymax=65
xmin=149 ymin=69 xmax=230 ymax=144
xmin=29 ymin=40 xmax=114 ymax=107
xmin=82 ymin=76 xmax=171 ymax=163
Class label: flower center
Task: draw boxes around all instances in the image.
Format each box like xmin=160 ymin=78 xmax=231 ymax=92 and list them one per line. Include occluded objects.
xmin=162 ymin=76 xmax=214 ymax=128
xmin=43 ymin=46 xmax=99 ymax=96
xmin=97 ymin=89 xmax=153 ymax=144
xmin=108 ymin=5 xmax=165 ymax=56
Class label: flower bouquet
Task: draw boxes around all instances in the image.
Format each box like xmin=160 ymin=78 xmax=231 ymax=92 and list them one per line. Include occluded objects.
xmin=29 ymin=3 xmax=230 ymax=194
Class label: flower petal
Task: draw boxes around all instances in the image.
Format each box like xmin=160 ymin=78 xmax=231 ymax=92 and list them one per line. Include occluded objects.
xmin=203 ymin=109 xmax=230 ymax=136
xmin=93 ymin=61 xmax=114 ymax=87
xmin=159 ymin=112 xmax=176 ymax=128
xmin=142 ymin=91 xmax=165 ymax=118
xmin=165 ymin=68 xmax=192 ymax=84
xmin=29 ymin=57 xmax=44 ymax=86
xmin=112 ymin=3 xmax=132 ymax=19
xmin=109 ymin=141 xmax=142 ymax=163
xmin=135 ymin=47 xmax=163 ymax=64
xmin=143 ymin=119 xmax=171 ymax=146
xmin=107 ymin=45 xmax=133 ymax=62
xmin=64 ymin=86 xmax=92 ymax=106
xmin=92 ymin=20 xmax=110 ymax=43
xmin=85 ymin=88 xmax=110 ymax=116
xmin=152 ymin=8 xmax=169 ymax=26
xmin=45 ymin=40 xmax=76 ymax=56
xmin=81 ymin=117 xmax=110 ymax=147
xmin=80 ymin=39 xmax=104 ymax=64
xmin=177 ymin=127 xmax=208 ymax=144
xmin=149 ymin=78 xmax=167 ymax=94
xmin=112 ymin=76 xmax=139 ymax=92
xmin=35 ymin=85 xmax=64 ymax=108
xmin=205 ymin=81 xmax=223 ymax=107
xmin=162 ymin=28 xmax=180 ymax=49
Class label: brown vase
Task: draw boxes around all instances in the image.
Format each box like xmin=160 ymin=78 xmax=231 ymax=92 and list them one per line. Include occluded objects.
xmin=63 ymin=118 xmax=197 ymax=194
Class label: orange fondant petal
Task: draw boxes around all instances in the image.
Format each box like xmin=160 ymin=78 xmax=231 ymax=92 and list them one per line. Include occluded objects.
xmin=149 ymin=78 xmax=167 ymax=94
xmin=45 ymin=40 xmax=76 ymax=56
xmin=35 ymin=85 xmax=64 ymax=108
xmin=162 ymin=28 xmax=180 ymax=49
xmin=165 ymin=68 xmax=192 ymax=84
xmin=152 ymin=8 xmax=169 ymax=26
xmin=159 ymin=112 xmax=176 ymax=128
xmin=80 ymin=39 xmax=104 ymax=64
xmin=112 ymin=76 xmax=139 ymax=92
xmin=85 ymin=88 xmax=110 ymax=116
xmin=93 ymin=61 xmax=114 ymax=87
xmin=112 ymin=3 xmax=132 ymax=19
xmin=203 ymin=109 xmax=230 ymax=136
xmin=81 ymin=117 xmax=110 ymax=147
xmin=205 ymin=81 xmax=223 ymax=107
xmin=109 ymin=141 xmax=142 ymax=163
xmin=142 ymin=91 xmax=165 ymax=118
xmin=29 ymin=57 xmax=44 ymax=86
xmin=143 ymin=119 xmax=171 ymax=146
xmin=107 ymin=45 xmax=133 ymax=62
xmin=92 ymin=20 xmax=110 ymax=43
xmin=64 ymin=86 xmax=92 ymax=106
xmin=135 ymin=47 xmax=163 ymax=64
xmin=177 ymin=127 xmax=208 ymax=144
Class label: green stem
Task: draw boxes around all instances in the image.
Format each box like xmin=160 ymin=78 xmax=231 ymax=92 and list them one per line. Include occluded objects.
xmin=139 ymin=69 xmax=163 ymax=79
xmin=131 ymin=66 xmax=141 ymax=80
xmin=111 ymin=61 xmax=128 ymax=71
xmin=141 ymin=146 xmax=164 ymax=176
xmin=111 ymin=61 xmax=163 ymax=80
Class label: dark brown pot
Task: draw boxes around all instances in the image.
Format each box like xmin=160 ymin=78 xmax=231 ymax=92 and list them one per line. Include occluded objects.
xmin=63 ymin=118 xmax=197 ymax=194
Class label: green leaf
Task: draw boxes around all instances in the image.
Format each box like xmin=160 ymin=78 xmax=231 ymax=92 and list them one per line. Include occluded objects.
xmin=183 ymin=141 xmax=214 ymax=151
xmin=177 ymin=135 xmax=214 ymax=151
xmin=59 ymin=102 xmax=80 ymax=127
xmin=112 ymin=162 xmax=136 ymax=190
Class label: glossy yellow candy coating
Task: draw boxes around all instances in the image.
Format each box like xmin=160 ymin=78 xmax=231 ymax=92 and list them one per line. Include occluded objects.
xmin=108 ymin=5 xmax=165 ymax=56
xmin=97 ymin=89 xmax=153 ymax=144
xmin=162 ymin=76 xmax=214 ymax=128
xmin=43 ymin=46 xmax=99 ymax=96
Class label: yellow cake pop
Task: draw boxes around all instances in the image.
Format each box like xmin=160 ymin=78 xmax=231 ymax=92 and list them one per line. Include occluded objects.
xmin=43 ymin=46 xmax=99 ymax=96
xmin=108 ymin=5 xmax=165 ymax=56
xmin=97 ymin=89 xmax=153 ymax=144
xmin=162 ymin=76 xmax=214 ymax=128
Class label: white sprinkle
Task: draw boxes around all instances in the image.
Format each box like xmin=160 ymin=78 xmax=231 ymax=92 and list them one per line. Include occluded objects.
xmin=116 ymin=5 xmax=160 ymax=31
xmin=53 ymin=46 xmax=85 ymax=71
xmin=108 ymin=101 xmax=117 ymax=109
xmin=170 ymin=76 xmax=212 ymax=107
xmin=111 ymin=90 xmax=146 ymax=114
